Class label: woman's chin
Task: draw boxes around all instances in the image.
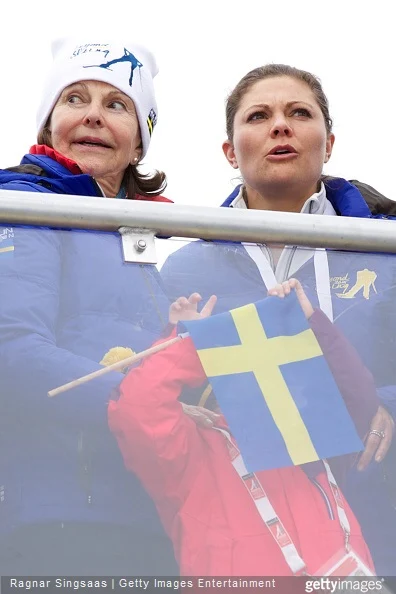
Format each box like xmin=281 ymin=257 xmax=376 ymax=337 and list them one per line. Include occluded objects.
xmin=74 ymin=159 xmax=107 ymax=179
xmin=263 ymin=173 xmax=303 ymax=190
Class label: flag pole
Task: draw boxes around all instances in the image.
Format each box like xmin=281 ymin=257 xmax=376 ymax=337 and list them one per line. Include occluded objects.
xmin=48 ymin=335 xmax=182 ymax=398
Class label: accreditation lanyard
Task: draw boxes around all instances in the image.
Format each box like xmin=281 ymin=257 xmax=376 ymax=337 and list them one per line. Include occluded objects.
xmin=242 ymin=244 xmax=334 ymax=322
xmin=214 ymin=427 xmax=351 ymax=576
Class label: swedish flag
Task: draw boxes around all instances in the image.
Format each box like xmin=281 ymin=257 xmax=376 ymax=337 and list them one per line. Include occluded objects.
xmin=183 ymin=292 xmax=363 ymax=472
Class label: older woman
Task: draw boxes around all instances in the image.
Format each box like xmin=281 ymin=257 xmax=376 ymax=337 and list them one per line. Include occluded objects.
xmin=158 ymin=65 xmax=396 ymax=574
xmin=0 ymin=38 xmax=176 ymax=575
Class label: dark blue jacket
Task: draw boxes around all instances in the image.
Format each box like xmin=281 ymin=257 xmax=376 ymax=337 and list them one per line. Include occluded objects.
xmin=160 ymin=178 xmax=396 ymax=574
xmin=0 ymin=152 xmax=170 ymax=535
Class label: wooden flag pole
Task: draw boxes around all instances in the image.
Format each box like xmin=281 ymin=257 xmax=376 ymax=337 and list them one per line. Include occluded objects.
xmin=48 ymin=335 xmax=182 ymax=398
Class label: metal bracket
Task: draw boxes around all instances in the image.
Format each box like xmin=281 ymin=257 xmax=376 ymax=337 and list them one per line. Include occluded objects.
xmin=118 ymin=227 xmax=157 ymax=264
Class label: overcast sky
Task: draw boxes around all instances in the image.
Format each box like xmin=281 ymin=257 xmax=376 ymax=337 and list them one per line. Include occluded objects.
xmin=1 ymin=0 xmax=393 ymax=209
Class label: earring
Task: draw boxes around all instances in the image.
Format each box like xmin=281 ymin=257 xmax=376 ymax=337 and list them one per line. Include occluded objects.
xmin=133 ymin=157 xmax=139 ymax=165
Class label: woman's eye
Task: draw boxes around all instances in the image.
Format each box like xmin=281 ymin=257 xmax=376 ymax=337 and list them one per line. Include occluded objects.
xmin=67 ymin=95 xmax=83 ymax=104
xmin=109 ymin=101 xmax=126 ymax=110
xmin=292 ymin=108 xmax=311 ymax=117
xmin=247 ymin=111 xmax=267 ymax=122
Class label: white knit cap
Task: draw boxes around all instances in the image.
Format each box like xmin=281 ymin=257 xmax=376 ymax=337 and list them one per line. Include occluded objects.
xmin=36 ymin=38 xmax=159 ymax=158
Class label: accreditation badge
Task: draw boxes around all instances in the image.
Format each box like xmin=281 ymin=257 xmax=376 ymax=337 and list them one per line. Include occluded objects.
xmin=314 ymin=548 xmax=375 ymax=577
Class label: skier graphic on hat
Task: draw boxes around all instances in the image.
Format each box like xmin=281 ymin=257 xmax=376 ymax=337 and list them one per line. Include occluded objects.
xmin=84 ymin=48 xmax=142 ymax=86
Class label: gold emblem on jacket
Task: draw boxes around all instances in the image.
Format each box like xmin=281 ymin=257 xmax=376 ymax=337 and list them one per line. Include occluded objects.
xmin=331 ymin=269 xmax=377 ymax=300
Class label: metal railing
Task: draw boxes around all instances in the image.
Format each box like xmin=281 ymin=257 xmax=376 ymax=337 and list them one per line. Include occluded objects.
xmin=1 ymin=188 xmax=396 ymax=252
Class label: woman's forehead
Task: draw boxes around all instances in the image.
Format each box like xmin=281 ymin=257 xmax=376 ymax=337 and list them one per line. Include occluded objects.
xmin=239 ymin=76 xmax=316 ymax=110
xmin=62 ymin=79 xmax=129 ymax=99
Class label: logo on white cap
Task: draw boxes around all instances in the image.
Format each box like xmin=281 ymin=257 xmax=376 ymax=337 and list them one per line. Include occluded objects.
xmin=82 ymin=47 xmax=143 ymax=87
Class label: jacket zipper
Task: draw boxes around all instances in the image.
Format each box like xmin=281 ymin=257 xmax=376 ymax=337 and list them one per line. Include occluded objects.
xmin=260 ymin=244 xmax=298 ymax=283
xmin=282 ymin=246 xmax=298 ymax=282
xmin=310 ymin=478 xmax=334 ymax=520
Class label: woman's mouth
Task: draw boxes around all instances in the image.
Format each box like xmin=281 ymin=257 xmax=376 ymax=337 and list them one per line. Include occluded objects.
xmin=266 ymin=145 xmax=298 ymax=161
xmin=266 ymin=152 xmax=298 ymax=161
xmin=74 ymin=137 xmax=112 ymax=149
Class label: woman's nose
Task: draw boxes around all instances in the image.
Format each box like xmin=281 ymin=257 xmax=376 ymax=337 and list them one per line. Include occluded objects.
xmin=270 ymin=115 xmax=292 ymax=138
xmin=83 ymin=104 xmax=103 ymax=127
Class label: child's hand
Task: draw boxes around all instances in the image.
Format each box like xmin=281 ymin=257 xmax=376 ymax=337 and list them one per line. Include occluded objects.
xmin=268 ymin=278 xmax=314 ymax=319
xmin=182 ymin=403 xmax=221 ymax=428
xmin=169 ymin=293 xmax=217 ymax=324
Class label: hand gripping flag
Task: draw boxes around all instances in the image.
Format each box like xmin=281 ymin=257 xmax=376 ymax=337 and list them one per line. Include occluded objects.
xmin=183 ymin=292 xmax=363 ymax=472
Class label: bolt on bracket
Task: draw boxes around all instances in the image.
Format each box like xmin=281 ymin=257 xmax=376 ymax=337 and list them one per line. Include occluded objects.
xmin=118 ymin=227 xmax=157 ymax=264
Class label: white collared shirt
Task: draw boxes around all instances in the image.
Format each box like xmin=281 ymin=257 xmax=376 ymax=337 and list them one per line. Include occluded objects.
xmin=229 ymin=182 xmax=337 ymax=216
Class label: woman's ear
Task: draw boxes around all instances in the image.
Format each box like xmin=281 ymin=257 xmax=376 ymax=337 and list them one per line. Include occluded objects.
xmin=222 ymin=139 xmax=239 ymax=169
xmin=132 ymin=145 xmax=143 ymax=165
xmin=324 ymin=133 xmax=335 ymax=163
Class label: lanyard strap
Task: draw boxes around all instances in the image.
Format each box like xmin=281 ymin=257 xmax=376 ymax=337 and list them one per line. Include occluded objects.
xmin=313 ymin=249 xmax=334 ymax=322
xmin=242 ymin=243 xmax=277 ymax=290
xmin=242 ymin=243 xmax=334 ymax=322
xmin=215 ymin=427 xmax=306 ymax=574
xmin=215 ymin=428 xmax=351 ymax=574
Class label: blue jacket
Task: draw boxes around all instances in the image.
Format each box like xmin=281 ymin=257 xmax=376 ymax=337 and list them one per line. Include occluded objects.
xmin=0 ymin=152 xmax=171 ymax=536
xmin=160 ymin=178 xmax=396 ymax=574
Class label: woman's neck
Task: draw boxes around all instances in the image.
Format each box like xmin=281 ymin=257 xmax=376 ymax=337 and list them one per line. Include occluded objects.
xmin=95 ymin=174 xmax=124 ymax=198
xmin=244 ymin=181 xmax=320 ymax=213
